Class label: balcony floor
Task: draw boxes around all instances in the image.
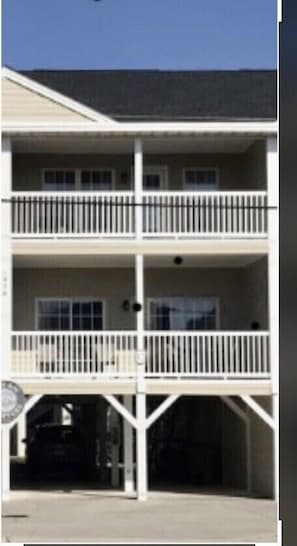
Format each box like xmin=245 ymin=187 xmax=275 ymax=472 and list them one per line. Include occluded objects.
xmin=14 ymin=377 xmax=272 ymax=396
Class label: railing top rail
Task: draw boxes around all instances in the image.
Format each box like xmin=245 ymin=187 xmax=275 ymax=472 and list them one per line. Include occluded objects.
xmin=11 ymin=190 xmax=267 ymax=198
xmin=142 ymin=190 xmax=267 ymax=197
xmin=12 ymin=191 xmax=135 ymax=198
xmin=11 ymin=331 xmax=138 ymax=336
xmin=144 ymin=331 xmax=269 ymax=336
xmin=12 ymin=330 xmax=269 ymax=337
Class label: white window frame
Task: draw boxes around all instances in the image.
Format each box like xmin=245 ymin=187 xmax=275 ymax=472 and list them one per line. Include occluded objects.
xmin=35 ymin=297 xmax=106 ymax=331
xmin=41 ymin=168 xmax=116 ymax=191
xmin=146 ymin=297 xmax=220 ymax=330
xmin=182 ymin=167 xmax=219 ymax=191
xmin=130 ymin=164 xmax=168 ymax=191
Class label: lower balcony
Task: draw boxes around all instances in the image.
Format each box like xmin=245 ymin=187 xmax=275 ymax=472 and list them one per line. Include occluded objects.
xmin=11 ymin=331 xmax=270 ymax=381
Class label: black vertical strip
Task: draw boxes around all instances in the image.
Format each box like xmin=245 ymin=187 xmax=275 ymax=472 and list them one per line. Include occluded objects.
xmin=280 ymin=1 xmax=297 ymax=545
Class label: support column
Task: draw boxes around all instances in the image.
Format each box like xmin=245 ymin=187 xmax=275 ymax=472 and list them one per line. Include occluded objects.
xmin=266 ymin=135 xmax=279 ymax=501
xmin=135 ymin=253 xmax=147 ymax=501
xmin=123 ymin=395 xmax=134 ymax=493
xmin=96 ymin=398 xmax=108 ymax=483
xmin=16 ymin=414 xmax=26 ymax=458
xmin=1 ymin=137 xmax=12 ymax=501
xmin=110 ymin=407 xmax=120 ymax=488
xmin=134 ymin=138 xmax=143 ymax=239
xmin=2 ymin=136 xmax=12 ymax=379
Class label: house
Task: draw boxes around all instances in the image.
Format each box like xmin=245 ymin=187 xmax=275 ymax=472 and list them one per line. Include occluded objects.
xmin=1 ymin=67 xmax=278 ymax=501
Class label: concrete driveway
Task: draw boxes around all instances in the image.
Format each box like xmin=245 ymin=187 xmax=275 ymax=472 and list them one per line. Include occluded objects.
xmin=2 ymin=489 xmax=277 ymax=543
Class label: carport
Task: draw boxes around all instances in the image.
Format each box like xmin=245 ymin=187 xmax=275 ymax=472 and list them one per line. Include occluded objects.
xmin=6 ymin=391 xmax=275 ymax=501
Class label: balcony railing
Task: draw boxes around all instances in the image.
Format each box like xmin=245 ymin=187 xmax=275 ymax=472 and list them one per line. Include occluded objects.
xmin=11 ymin=191 xmax=267 ymax=238
xmin=11 ymin=331 xmax=270 ymax=380
xmin=142 ymin=191 xmax=268 ymax=237
xmin=12 ymin=192 xmax=135 ymax=238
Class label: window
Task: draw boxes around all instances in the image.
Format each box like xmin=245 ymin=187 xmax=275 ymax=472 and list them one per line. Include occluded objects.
xmin=143 ymin=166 xmax=167 ymax=190
xmin=183 ymin=169 xmax=218 ymax=191
xmin=43 ymin=170 xmax=76 ymax=191
xmin=81 ymin=170 xmax=113 ymax=191
xmin=37 ymin=299 xmax=104 ymax=331
xmin=42 ymin=169 xmax=113 ymax=191
xmin=148 ymin=297 xmax=218 ymax=331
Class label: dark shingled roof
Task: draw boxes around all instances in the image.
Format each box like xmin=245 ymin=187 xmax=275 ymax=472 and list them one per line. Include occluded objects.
xmin=21 ymin=69 xmax=276 ymax=122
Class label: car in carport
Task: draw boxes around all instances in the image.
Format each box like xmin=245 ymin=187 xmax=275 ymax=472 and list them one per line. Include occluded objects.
xmin=25 ymin=423 xmax=86 ymax=477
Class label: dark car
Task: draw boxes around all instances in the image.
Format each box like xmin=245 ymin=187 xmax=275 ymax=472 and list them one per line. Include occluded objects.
xmin=25 ymin=423 xmax=86 ymax=477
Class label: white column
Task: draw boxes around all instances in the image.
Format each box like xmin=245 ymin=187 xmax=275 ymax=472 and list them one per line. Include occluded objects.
xmin=266 ymin=135 xmax=279 ymax=501
xmin=2 ymin=136 xmax=12 ymax=380
xmin=1 ymin=429 xmax=10 ymax=500
xmin=123 ymin=395 xmax=134 ymax=493
xmin=135 ymin=254 xmax=147 ymax=501
xmin=134 ymin=138 xmax=143 ymax=239
xmin=110 ymin=407 xmax=120 ymax=488
xmin=16 ymin=414 xmax=26 ymax=458
xmin=1 ymin=137 xmax=12 ymax=501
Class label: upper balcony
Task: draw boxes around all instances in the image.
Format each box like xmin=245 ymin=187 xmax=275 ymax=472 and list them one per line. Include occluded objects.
xmin=10 ymin=135 xmax=269 ymax=244
xmin=12 ymin=190 xmax=267 ymax=239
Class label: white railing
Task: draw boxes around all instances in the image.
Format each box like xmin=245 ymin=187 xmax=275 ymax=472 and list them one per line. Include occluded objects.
xmin=144 ymin=332 xmax=270 ymax=378
xmin=12 ymin=192 xmax=135 ymax=237
xmin=12 ymin=190 xmax=267 ymax=238
xmin=11 ymin=331 xmax=270 ymax=380
xmin=142 ymin=191 xmax=268 ymax=237
xmin=11 ymin=332 xmax=137 ymax=378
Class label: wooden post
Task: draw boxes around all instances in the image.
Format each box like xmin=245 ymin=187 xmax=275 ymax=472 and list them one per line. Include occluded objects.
xmin=123 ymin=395 xmax=134 ymax=493
xmin=135 ymin=253 xmax=147 ymax=501
xmin=1 ymin=137 xmax=12 ymax=500
xmin=266 ymin=135 xmax=279 ymax=501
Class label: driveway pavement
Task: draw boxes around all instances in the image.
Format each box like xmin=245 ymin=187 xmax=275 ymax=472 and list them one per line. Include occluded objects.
xmin=2 ymin=489 xmax=277 ymax=543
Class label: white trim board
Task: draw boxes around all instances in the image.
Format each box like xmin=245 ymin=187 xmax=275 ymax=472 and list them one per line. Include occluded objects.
xmin=2 ymin=121 xmax=277 ymax=135
xmin=2 ymin=67 xmax=116 ymax=124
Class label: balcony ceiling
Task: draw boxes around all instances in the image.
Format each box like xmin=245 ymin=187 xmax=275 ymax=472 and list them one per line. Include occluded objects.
xmin=12 ymin=135 xmax=257 ymax=155
xmin=14 ymin=253 xmax=263 ymax=269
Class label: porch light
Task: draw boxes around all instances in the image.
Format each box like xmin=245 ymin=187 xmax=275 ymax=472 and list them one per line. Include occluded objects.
xmin=174 ymin=256 xmax=183 ymax=265
xmin=122 ymin=300 xmax=130 ymax=312
xmin=132 ymin=302 xmax=142 ymax=313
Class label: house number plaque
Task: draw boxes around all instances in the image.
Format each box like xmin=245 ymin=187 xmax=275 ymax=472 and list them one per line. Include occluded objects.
xmin=1 ymin=381 xmax=25 ymax=424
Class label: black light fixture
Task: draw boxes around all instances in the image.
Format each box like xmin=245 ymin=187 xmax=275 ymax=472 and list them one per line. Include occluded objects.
xmin=122 ymin=300 xmax=130 ymax=312
xmin=132 ymin=302 xmax=142 ymax=313
xmin=251 ymin=321 xmax=260 ymax=330
xmin=173 ymin=256 xmax=183 ymax=266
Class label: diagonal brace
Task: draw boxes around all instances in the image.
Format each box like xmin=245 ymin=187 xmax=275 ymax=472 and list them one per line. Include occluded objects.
xmin=145 ymin=395 xmax=180 ymax=429
xmin=221 ymin=396 xmax=249 ymax=424
xmin=7 ymin=394 xmax=43 ymax=430
xmin=240 ymin=395 xmax=275 ymax=430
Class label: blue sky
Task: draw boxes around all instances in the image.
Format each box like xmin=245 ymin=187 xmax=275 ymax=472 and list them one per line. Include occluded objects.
xmin=2 ymin=0 xmax=277 ymax=70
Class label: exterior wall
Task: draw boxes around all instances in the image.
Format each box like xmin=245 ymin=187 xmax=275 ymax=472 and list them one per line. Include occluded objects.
xmin=12 ymin=151 xmax=265 ymax=192
xmin=243 ymin=257 xmax=268 ymax=329
xmin=242 ymin=140 xmax=266 ymax=190
xmin=13 ymin=265 xmax=265 ymax=331
xmin=2 ymin=79 xmax=91 ymax=122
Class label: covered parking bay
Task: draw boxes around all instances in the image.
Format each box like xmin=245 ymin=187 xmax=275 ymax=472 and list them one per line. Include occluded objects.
xmin=9 ymin=393 xmax=274 ymax=499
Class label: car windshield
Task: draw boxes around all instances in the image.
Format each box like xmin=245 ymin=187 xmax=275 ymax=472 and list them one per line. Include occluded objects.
xmin=35 ymin=427 xmax=80 ymax=443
